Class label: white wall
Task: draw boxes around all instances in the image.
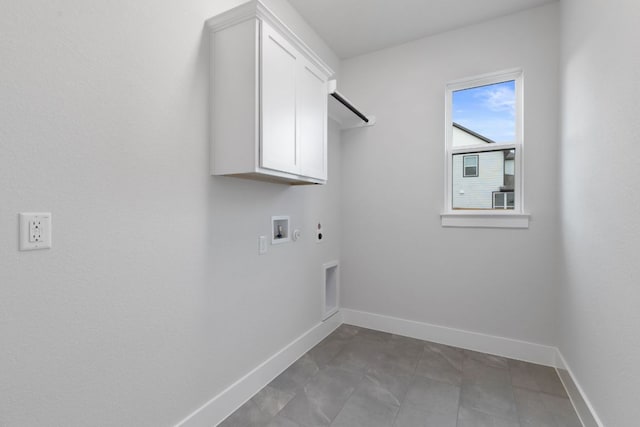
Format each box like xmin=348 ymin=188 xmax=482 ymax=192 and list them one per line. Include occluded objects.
xmin=559 ymin=0 xmax=640 ymax=425
xmin=339 ymin=4 xmax=561 ymax=346
xmin=0 ymin=1 xmax=340 ymax=425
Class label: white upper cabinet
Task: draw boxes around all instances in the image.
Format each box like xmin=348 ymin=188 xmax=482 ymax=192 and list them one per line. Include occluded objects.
xmin=261 ymin=24 xmax=299 ymax=175
xmin=298 ymin=58 xmax=328 ymax=180
xmin=206 ymin=1 xmax=332 ymax=185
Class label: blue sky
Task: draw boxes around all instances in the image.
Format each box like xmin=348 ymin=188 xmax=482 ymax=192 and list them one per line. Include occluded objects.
xmin=452 ymin=80 xmax=515 ymax=144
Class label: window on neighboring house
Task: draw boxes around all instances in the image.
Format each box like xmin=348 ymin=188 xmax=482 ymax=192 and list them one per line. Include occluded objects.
xmin=493 ymin=191 xmax=515 ymax=209
xmin=463 ymin=155 xmax=478 ymax=177
xmin=442 ymin=69 xmax=527 ymax=227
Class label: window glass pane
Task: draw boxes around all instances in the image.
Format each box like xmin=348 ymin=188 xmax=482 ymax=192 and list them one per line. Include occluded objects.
xmin=453 ymin=149 xmax=515 ymax=210
xmin=505 ymin=159 xmax=515 ymax=175
xmin=506 ymin=192 xmax=515 ymax=208
xmin=464 ymin=166 xmax=477 ymax=177
xmin=463 ymin=156 xmax=477 ymax=167
xmin=452 ymin=80 xmax=516 ymax=147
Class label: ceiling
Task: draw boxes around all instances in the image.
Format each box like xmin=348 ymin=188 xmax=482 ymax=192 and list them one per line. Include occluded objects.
xmin=288 ymin=0 xmax=557 ymax=59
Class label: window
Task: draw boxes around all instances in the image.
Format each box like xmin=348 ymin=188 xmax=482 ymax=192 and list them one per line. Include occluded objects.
xmin=463 ymin=155 xmax=478 ymax=177
xmin=493 ymin=191 xmax=515 ymax=209
xmin=441 ymin=69 xmax=528 ymax=228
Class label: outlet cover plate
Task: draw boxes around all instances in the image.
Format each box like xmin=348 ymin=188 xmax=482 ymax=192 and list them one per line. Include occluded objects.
xmin=19 ymin=212 xmax=52 ymax=251
xmin=258 ymin=235 xmax=267 ymax=255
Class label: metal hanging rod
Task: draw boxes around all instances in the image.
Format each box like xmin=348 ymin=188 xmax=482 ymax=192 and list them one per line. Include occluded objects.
xmin=329 ymin=91 xmax=369 ymax=123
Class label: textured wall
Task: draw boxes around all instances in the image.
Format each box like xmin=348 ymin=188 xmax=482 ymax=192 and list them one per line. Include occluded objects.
xmin=338 ymin=4 xmax=561 ymax=346
xmin=559 ymin=0 xmax=640 ymax=424
xmin=0 ymin=1 xmax=340 ymax=425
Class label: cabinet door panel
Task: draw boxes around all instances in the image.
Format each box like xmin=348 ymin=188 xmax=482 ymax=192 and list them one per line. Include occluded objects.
xmin=297 ymin=60 xmax=327 ymax=179
xmin=260 ymin=24 xmax=299 ymax=174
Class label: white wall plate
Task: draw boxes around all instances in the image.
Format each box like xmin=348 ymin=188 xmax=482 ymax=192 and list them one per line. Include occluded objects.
xmin=19 ymin=212 xmax=52 ymax=251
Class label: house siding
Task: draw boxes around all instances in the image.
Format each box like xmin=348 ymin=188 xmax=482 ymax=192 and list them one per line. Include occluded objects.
xmin=452 ymin=151 xmax=505 ymax=209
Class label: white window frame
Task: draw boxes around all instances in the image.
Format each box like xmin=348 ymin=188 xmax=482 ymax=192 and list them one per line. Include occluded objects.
xmin=441 ymin=68 xmax=529 ymax=229
xmin=492 ymin=191 xmax=515 ymax=210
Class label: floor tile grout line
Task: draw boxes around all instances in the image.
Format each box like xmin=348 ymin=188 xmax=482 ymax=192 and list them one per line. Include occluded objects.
xmin=454 ymin=373 xmax=463 ymax=427
xmin=508 ymin=364 xmax=527 ymax=427
xmin=326 ymin=374 xmax=361 ymax=426
xmin=504 ymin=353 xmax=528 ymax=427
xmin=272 ymin=327 xmax=353 ymax=427
xmin=389 ymin=343 xmax=428 ymax=427
xmin=325 ymin=328 xmax=369 ymax=427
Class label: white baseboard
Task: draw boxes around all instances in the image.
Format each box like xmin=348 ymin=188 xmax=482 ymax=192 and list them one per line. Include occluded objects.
xmin=175 ymin=312 xmax=342 ymax=427
xmin=555 ymin=350 xmax=603 ymax=427
xmin=341 ymin=308 xmax=557 ymax=367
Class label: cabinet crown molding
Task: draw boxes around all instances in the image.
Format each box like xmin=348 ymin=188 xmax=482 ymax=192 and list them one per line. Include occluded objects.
xmin=206 ymin=0 xmax=334 ymax=79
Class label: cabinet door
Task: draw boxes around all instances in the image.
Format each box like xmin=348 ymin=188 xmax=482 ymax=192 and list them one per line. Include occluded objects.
xmin=260 ymin=23 xmax=299 ymax=174
xmin=297 ymin=59 xmax=327 ymax=179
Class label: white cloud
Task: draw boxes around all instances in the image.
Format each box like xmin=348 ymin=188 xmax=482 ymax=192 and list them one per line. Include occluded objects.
xmin=477 ymin=86 xmax=515 ymax=116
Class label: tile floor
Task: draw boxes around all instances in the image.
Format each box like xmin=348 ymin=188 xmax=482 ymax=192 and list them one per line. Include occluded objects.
xmin=219 ymin=325 xmax=581 ymax=427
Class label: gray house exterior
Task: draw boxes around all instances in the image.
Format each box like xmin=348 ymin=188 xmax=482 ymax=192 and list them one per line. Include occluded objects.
xmin=452 ymin=123 xmax=514 ymax=210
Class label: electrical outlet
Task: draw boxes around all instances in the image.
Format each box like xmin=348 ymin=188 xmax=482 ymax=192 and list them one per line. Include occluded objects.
xmin=29 ymin=219 xmax=43 ymax=242
xmin=19 ymin=213 xmax=52 ymax=251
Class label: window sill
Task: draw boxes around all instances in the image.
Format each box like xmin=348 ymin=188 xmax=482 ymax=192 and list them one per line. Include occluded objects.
xmin=440 ymin=212 xmax=530 ymax=229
